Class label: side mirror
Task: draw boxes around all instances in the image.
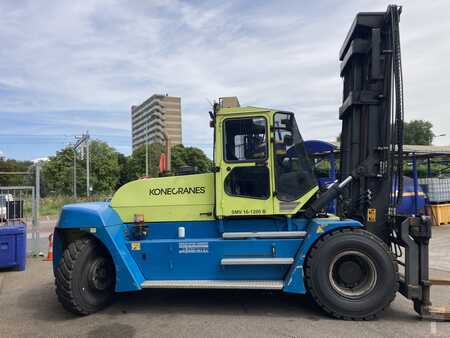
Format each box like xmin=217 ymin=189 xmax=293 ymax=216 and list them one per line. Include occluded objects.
xmin=209 ymin=111 xmax=215 ymax=128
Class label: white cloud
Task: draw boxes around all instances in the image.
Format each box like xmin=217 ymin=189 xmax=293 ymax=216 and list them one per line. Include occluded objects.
xmin=0 ymin=0 xmax=449 ymax=160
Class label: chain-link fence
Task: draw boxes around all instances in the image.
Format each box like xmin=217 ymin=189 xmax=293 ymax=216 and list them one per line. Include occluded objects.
xmin=419 ymin=177 xmax=450 ymax=203
xmin=0 ymin=186 xmax=32 ymax=225
xmin=0 ymin=186 xmax=41 ymax=254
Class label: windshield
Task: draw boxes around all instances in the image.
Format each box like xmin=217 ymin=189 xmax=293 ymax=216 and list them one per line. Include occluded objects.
xmin=273 ymin=112 xmax=317 ymax=201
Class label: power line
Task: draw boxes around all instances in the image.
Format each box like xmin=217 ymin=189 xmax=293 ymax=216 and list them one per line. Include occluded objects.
xmin=0 ymin=133 xmax=129 ymax=139
xmin=0 ymin=134 xmax=76 ymax=137
xmin=0 ymin=141 xmax=70 ymax=145
xmin=0 ymin=130 xmax=214 ymax=158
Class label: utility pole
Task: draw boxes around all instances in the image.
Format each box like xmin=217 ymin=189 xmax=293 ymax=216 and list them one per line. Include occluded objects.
xmin=145 ymin=122 xmax=149 ymax=176
xmin=73 ymin=148 xmax=77 ymax=198
xmin=73 ymin=131 xmax=90 ymax=197
xmin=86 ymin=134 xmax=90 ymax=197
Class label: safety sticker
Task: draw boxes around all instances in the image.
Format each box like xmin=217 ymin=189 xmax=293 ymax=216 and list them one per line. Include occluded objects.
xmin=179 ymin=242 xmax=209 ymax=254
xmin=131 ymin=242 xmax=141 ymax=251
xmin=367 ymin=208 xmax=376 ymax=222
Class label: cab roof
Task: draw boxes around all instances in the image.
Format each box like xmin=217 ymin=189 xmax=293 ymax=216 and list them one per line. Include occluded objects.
xmin=216 ymin=106 xmax=276 ymax=116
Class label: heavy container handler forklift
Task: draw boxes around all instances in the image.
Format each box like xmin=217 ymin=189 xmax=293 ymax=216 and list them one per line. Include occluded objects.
xmin=53 ymin=5 xmax=450 ymax=320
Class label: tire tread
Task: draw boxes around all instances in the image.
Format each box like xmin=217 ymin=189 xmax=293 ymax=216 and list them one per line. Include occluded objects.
xmin=304 ymin=228 xmax=399 ymax=320
xmin=55 ymin=237 xmax=96 ymax=315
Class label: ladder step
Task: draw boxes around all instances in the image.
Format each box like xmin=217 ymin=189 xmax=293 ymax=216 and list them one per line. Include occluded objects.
xmin=222 ymin=231 xmax=306 ymax=239
xmin=141 ymin=280 xmax=284 ymax=290
xmin=221 ymin=258 xmax=294 ymax=265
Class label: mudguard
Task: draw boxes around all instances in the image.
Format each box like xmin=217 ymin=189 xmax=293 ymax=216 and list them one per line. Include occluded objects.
xmin=53 ymin=202 xmax=144 ymax=292
xmin=283 ymin=218 xmax=364 ymax=293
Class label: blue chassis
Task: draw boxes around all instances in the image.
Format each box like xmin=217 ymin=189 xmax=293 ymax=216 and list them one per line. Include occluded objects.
xmin=53 ymin=202 xmax=363 ymax=293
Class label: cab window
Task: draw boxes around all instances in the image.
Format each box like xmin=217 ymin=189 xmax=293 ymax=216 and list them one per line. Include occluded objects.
xmin=273 ymin=112 xmax=316 ymax=201
xmin=224 ymin=117 xmax=267 ymax=162
xmin=223 ymin=117 xmax=270 ymax=199
xmin=224 ymin=166 xmax=269 ymax=199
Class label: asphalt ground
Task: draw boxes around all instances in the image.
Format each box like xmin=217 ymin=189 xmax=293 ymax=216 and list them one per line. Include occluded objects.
xmin=0 ymin=226 xmax=449 ymax=337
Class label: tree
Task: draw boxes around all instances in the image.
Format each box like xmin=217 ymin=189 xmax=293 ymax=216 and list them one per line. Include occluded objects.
xmin=171 ymin=144 xmax=212 ymax=173
xmin=120 ymin=143 xmax=212 ymax=184
xmin=116 ymin=153 xmax=130 ymax=189
xmin=11 ymin=140 xmax=212 ymax=196
xmin=127 ymin=143 xmax=165 ymax=180
xmin=87 ymin=141 xmax=120 ymax=195
xmin=403 ymin=120 xmax=434 ymax=145
xmin=41 ymin=147 xmax=76 ymax=196
xmin=0 ymin=159 xmax=33 ymax=186
xmin=41 ymin=140 xmax=120 ymax=196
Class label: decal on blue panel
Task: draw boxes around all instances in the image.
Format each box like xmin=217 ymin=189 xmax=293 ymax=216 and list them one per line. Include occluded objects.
xmin=179 ymin=242 xmax=209 ymax=254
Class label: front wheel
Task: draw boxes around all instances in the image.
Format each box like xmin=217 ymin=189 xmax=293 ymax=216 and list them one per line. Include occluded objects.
xmin=305 ymin=228 xmax=398 ymax=320
xmin=55 ymin=237 xmax=115 ymax=315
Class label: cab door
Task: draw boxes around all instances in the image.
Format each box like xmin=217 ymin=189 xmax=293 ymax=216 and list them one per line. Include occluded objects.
xmin=215 ymin=115 xmax=274 ymax=217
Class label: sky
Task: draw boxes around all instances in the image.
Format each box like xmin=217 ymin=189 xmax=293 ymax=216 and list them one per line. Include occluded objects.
xmin=0 ymin=0 xmax=449 ymax=160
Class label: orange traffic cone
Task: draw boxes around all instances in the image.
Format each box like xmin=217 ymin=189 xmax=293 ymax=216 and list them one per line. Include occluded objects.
xmin=44 ymin=233 xmax=53 ymax=261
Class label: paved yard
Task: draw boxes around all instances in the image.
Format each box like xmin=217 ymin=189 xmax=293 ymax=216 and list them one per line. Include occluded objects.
xmin=1 ymin=226 xmax=450 ymax=337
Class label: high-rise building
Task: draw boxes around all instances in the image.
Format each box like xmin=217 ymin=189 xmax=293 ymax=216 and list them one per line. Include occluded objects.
xmin=131 ymin=94 xmax=182 ymax=151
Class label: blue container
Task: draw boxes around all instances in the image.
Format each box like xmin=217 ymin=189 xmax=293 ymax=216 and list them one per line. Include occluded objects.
xmin=0 ymin=223 xmax=26 ymax=271
xmin=397 ymin=176 xmax=426 ymax=215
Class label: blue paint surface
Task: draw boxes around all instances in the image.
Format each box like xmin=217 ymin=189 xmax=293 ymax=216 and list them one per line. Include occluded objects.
xmin=0 ymin=223 xmax=26 ymax=271
xmin=54 ymin=202 xmax=144 ymax=291
xmin=130 ymin=238 xmax=301 ymax=280
xmin=304 ymin=140 xmax=337 ymax=213
xmin=283 ymin=218 xmax=362 ymax=293
xmin=54 ymin=202 xmax=363 ymax=293
xmin=396 ymin=176 xmax=426 ymax=215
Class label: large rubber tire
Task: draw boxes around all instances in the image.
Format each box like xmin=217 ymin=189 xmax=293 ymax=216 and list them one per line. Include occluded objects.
xmin=305 ymin=228 xmax=398 ymax=320
xmin=55 ymin=237 xmax=115 ymax=315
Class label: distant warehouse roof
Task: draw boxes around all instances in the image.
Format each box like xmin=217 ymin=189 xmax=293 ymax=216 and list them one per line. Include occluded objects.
xmin=402 ymin=145 xmax=450 ymax=156
xmin=326 ymin=142 xmax=450 ymax=157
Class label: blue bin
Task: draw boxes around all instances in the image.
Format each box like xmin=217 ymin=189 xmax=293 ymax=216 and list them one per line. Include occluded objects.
xmin=396 ymin=176 xmax=426 ymax=215
xmin=0 ymin=223 xmax=26 ymax=271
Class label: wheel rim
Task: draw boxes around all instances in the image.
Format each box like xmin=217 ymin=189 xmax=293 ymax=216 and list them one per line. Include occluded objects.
xmin=87 ymin=256 xmax=113 ymax=291
xmin=328 ymin=250 xmax=377 ymax=299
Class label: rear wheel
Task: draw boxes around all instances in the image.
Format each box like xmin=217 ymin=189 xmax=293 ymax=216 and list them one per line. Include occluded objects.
xmin=305 ymin=228 xmax=398 ymax=320
xmin=55 ymin=237 xmax=115 ymax=315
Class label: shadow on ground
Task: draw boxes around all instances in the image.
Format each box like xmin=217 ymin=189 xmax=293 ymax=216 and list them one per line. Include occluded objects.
xmin=17 ymin=279 xmax=420 ymax=325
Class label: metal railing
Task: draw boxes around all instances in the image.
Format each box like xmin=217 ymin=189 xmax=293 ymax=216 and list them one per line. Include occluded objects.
xmin=419 ymin=177 xmax=450 ymax=203
xmin=0 ymin=186 xmax=40 ymax=254
xmin=1 ymin=164 xmax=41 ymax=255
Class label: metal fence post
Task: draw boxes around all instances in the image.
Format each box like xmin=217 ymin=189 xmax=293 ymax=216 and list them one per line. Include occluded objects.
xmin=32 ymin=162 xmax=41 ymax=255
xmin=36 ymin=163 xmax=40 ymax=222
xmin=31 ymin=163 xmax=41 ymax=256
xmin=31 ymin=185 xmax=39 ymax=256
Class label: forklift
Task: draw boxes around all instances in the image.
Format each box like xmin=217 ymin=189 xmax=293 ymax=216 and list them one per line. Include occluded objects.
xmin=53 ymin=5 xmax=450 ymax=320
